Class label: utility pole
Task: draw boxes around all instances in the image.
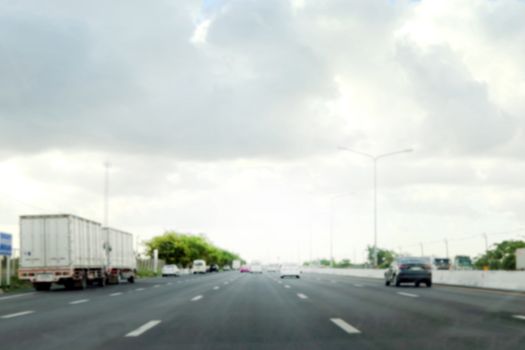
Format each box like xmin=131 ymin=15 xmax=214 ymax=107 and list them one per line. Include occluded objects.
xmin=483 ymin=233 xmax=489 ymax=252
xmin=420 ymin=242 xmax=424 ymax=256
xmin=104 ymin=162 xmax=111 ymax=227
xmin=444 ymin=239 xmax=449 ymax=259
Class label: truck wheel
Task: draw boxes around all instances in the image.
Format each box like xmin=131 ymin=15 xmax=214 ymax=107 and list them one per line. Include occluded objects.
xmin=64 ymin=279 xmax=75 ymax=290
xmin=99 ymin=277 xmax=107 ymax=287
xmin=127 ymin=276 xmax=135 ymax=284
xmin=385 ymin=279 xmax=390 ymax=286
xmin=34 ymin=282 xmax=52 ymax=291
xmin=426 ymin=280 xmax=432 ymax=288
xmin=78 ymin=276 xmax=87 ymax=290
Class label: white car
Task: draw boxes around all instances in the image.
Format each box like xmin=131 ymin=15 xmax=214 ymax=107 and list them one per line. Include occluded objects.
xmin=280 ymin=264 xmax=301 ymax=279
xmin=162 ymin=264 xmax=180 ymax=277
xmin=251 ymin=264 xmax=263 ymax=273
xmin=192 ymin=259 xmax=207 ymax=274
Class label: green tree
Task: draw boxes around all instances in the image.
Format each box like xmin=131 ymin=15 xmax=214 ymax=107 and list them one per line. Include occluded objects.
xmin=334 ymin=259 xmax=352 ymax=268
xmin=474 ymin=240 xmax=525 ymax=270
xmin=145 ymin=231 xmax=241 ymax=268
xmin=367 ymin=246 xmax=396 ymax=268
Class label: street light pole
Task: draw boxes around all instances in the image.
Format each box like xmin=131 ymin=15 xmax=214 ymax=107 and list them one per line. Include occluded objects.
xmin=339 ymin=147 xmax=413 ymax=267
xmin=104 ymin=162 xmax=111 ymax=227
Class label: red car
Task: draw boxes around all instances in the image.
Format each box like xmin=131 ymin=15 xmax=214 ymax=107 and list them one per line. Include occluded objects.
xmin=240 ymin=265 xmax=251 ymax=273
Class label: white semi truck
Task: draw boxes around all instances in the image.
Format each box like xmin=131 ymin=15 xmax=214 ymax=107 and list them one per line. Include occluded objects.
xmin=18 ymin=214 xmax=136 ymax=291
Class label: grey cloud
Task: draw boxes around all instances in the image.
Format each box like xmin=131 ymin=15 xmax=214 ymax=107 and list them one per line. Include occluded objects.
xmin=396 ymin=42 xmax=516 ymax=155
xmin=0 ymin=0 xmax=342 ymax=160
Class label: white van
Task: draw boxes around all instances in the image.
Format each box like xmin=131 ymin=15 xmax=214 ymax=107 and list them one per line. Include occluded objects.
xmin=192 ymin=259 xmax=207 ymax=274
xmin=280 ymin=264 xmax=301 ymax=279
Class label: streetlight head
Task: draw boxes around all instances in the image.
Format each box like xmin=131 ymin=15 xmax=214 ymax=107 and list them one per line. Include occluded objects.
xmin=404 ymin=148 xmax=414 ymax=153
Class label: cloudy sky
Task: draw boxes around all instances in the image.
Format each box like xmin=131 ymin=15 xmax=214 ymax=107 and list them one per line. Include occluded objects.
xmin=1 ymin=0 xmax=525 ymax=263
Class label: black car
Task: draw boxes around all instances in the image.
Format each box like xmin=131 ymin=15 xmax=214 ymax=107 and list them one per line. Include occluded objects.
xmin=385 ymin=257 xmax=432 ymax=287
xmin=207 ymin=264 xmax=220 ymax=273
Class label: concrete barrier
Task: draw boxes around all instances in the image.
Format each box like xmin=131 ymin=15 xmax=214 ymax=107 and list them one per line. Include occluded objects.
xmin=305 ymin=268 xmax=525 ymax=292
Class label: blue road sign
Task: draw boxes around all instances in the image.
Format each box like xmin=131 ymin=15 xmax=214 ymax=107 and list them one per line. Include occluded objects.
xmin=0 ymin=232 xmax=12 ymax=256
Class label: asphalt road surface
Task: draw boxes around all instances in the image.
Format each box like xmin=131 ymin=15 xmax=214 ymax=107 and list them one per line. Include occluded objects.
xmin=1 ymin=271 xmax=525 ymax=350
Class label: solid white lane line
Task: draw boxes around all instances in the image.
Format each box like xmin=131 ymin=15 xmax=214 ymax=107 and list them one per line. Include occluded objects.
xmin=397 ymin=292 xmax=419 ymax=298
xmin=69 ymin=299 xmax=89 ymax=305
xmin=135 ymin=288 xmax=145 ymax=291
xmin=330 ymin=318 xmax=361 ymax=334
xmin=213 ymin=286 xmax=220 ymax=290
xmin=513 ymin=315 xmax=525 ymax=320
xmin=125 ymin=320 xmax=161 ymax=337
xmin=191 ymin=295 xmax=203 ymax=301
xmin=1 ymin=310 xmax=35 ymax=319
xmin=0 ymin=293 xmax=35 ymax=302
xmin=110 ymin=292 xmax=123 ymax=297
xmin=297 ymin=293 xmax=308 ymax=299
xmin=284 ymin=285 xmax=291 ymax=289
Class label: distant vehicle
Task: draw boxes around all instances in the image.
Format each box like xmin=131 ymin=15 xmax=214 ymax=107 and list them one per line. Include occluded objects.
xmin=207 ymin=264 xmax=220 ymax=273
xmin=251 ymin=264 xmax=263 ymax=273
xmin=266 ymin=264 xmax=279 ymax=272
xmin=18 ymin=214 xmax=136 ymax=291
xmin=162 ymin=264 xmax=180 ymax=277
xmin=192 ymin=259 xmax=207 ymax=274
xmin=432 ymin=257 xmax=451 ymax=270
xmin=280 ymin=264 xmax=301 ymax=279
xmin=385 ymin=257 xmax=432 ymax=287
xmin=517 ymin=248 xmax=525 ymax=270
xmin=240 ymin=265 xmax=251 ymax=273
xmin=232 ymin=260 xmax=241 ymax=270
xmin=223 ymin=265 xmax=231 ymax=271
xmin=453 ymin=255 xmax=473 ymax=270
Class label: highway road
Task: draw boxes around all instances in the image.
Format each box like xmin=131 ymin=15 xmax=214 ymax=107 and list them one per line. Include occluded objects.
xmin=1 ymin=271 xmax=525 ymax=349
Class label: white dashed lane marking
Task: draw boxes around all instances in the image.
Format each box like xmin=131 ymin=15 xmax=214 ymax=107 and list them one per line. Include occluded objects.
xmin=191 ymin=295 xmax=203 ymax=301
xmin=213 ymin=286 xmax=220 ymax=290
xmin=1 ymin=310 xmax=35 ymax=319
xmin=0 ymin=293 xmax=35 ymax=302
xmin=513 ymin=315 xmax=525 ymax=321
xmin=397 ymin=292 xmax=419 ymax=298
xmin=110 ymin=292 xmax=123 ymax=297
xmin=125 ymin=320 xmax=161 ymax=337
xmin=330 ymin=318 xmax=361 ymax=334
xmin=135 ymin=288 xmax=145 ymax=291
xmin=69 ymin=299 xmax=89 ymax=305
xmin=297 ymin=293 xmax=308 ymax=299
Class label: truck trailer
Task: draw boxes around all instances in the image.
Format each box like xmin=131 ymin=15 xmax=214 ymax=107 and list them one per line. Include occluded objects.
xmin=18 ymin=214 xmax=136 ymax=291
xmin=103 ymin=227 xmax=137 ymax=284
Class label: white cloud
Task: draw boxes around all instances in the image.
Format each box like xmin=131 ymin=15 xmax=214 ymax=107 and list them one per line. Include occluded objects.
xmin=1 ymin=0 xmax=525 ymax=262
